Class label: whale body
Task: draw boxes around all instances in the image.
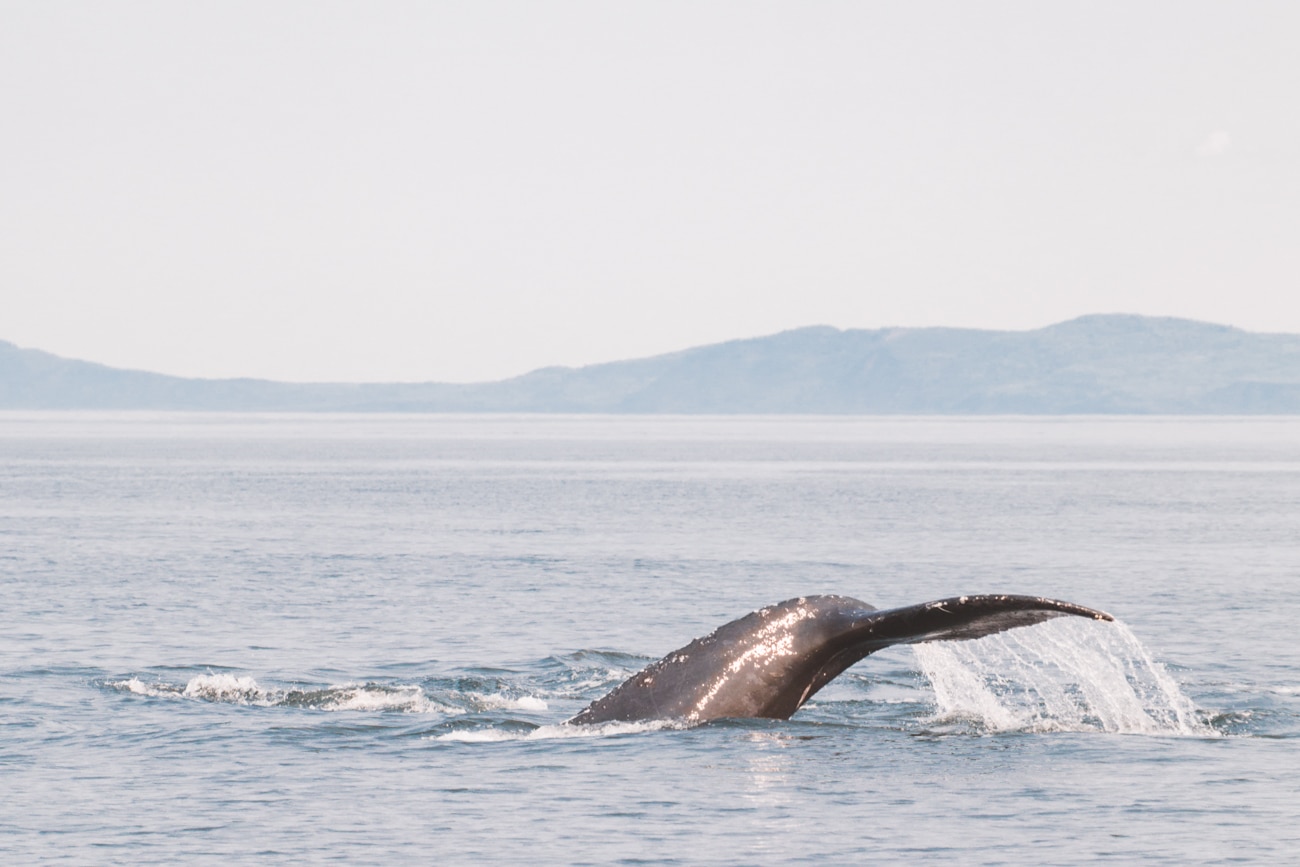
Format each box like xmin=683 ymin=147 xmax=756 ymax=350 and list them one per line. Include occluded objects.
xmin=569 ymin=594 xmax=1112 ymax=725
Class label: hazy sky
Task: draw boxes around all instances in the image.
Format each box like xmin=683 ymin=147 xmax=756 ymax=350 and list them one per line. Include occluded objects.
xmin=4 ymin=2 xmax=1299 ymax=382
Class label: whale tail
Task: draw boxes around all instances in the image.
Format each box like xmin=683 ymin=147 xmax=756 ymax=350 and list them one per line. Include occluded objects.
xmin=570 ymin=594 xmax=1112 ymax=725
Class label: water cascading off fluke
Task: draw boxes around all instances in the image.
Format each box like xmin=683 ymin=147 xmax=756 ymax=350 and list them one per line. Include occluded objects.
xmin=912 ymin=617 xmax=1211 ymax=736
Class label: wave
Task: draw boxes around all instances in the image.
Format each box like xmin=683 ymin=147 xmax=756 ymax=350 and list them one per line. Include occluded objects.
xmin=107 ymin=673 xmax=548 ymax=716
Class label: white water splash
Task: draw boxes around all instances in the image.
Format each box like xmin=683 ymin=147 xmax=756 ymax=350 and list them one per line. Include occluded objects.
xmin=913 ymin=618 xmax=1213 ymax=736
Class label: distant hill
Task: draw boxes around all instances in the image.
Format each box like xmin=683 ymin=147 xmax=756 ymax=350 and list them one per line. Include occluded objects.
xmin=4 ymin=315 xmax=1300 ymax=413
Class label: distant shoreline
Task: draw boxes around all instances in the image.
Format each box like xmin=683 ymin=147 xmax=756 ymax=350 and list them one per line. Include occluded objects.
xmin=5 ymin=314 xmax=1300 ymax=414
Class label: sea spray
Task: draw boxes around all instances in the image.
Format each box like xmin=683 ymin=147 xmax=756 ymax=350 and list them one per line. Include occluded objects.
xmin=913 ymin=618 xmax=1212 ymax=736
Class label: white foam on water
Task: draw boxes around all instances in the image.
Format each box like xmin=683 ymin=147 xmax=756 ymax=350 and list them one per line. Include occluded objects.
xmin=465 ymin=692 xmax=549 ymax=712
xmin=110 ymin=675 xmax=545 ymax=717
xmin=432 ymin=719 xmax=677 ymax=743
xmin=203 ymin=678 xmax=458 ymax=713
xmin=109 ymin=677 xmax=178 ymax=698
xmin=525 ymin=719 xmax=677 ymax=739
xmin=183 ymin=673 xmax=269 ymax=704
xmin=562 ymin=669 xmax=635 ymax=694
xmin=319 ymin=684 xmax=447 ymax=713
xmin=434 ymin=728 xmax=525 ymax=743
xmin=108 ymin=674 xmax=269 ymax=704
xmin=912 ymin=618 xmax=1214 ymax=736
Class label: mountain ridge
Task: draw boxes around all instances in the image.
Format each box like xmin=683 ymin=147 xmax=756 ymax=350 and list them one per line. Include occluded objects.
xmin=4 ymin=314 xmax=1300 ymax=413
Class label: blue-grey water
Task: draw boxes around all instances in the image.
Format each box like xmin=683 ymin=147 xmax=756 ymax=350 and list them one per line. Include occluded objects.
xmin=3 ymin=413 xmax=1298 ymax=863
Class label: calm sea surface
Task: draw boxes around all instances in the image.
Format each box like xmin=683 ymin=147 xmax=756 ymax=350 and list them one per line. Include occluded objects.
xmin=3 ymin=413 xmax=1298 ymax=864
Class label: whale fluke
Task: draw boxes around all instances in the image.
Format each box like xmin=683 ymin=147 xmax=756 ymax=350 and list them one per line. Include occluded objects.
xmin=569 ymin=594 xmax=1112 ymax=725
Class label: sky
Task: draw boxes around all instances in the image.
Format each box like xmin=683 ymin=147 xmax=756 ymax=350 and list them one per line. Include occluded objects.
xmin=4 ymin=1 xmax=1299 ymax=383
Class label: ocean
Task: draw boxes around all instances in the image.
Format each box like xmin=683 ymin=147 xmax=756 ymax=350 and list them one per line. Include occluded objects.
xmin=3 ymin=413 xmax=1298 ymax=863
